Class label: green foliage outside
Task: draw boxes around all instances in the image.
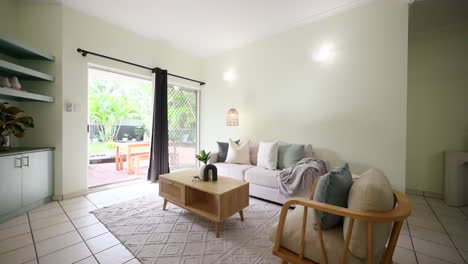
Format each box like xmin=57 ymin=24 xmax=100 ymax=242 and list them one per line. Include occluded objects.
xmin=89 ymin=142 xmax=148 ymax=155
xmin=88 ymin=77 xmax=198 ymax=154
xmin=89 ymin=80 xmax=141 ymax=142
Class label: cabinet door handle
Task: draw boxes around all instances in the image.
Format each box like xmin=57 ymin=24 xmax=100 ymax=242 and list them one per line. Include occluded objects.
xmin=22 ymin=156 xmax=29 ymax=167
xmin=14 ymin=157 xmax=22 ymax=168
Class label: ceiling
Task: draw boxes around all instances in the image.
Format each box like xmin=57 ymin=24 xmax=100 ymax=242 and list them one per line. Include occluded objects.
xmin=52 ymin=0 xmax=372 ymax=57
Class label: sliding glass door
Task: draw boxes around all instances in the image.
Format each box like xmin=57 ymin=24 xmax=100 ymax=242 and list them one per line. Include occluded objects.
xmin=167 ymin=85 xmax=199 ymax=171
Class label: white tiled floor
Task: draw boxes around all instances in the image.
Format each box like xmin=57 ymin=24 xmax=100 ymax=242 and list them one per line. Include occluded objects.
xmin=0 ymin=182 xmax=157 ymax=264
xmin=0 ymin=183 xmax=467 ymax=264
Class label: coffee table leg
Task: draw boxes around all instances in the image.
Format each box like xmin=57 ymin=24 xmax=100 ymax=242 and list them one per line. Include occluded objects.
xmin=215 ymin=223 xmax=220 ymax=238
xmin=239 ymin=210 xmax=244 ymax=221
xmin=163 ymin=199 xmax=168 ymax=210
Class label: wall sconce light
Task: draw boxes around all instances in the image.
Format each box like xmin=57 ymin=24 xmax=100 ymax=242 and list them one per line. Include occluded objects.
xmin=226 ymin=108 xmax=239 ymax=126
xmin=223 ymin=69 xmax=236 ymax=82
xmin=313 ymin=43 xmax=334 ymax=63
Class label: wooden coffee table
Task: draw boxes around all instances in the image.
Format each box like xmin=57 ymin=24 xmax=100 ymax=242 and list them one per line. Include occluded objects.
xmin=159 ymin=169 xmax=249 ymax=238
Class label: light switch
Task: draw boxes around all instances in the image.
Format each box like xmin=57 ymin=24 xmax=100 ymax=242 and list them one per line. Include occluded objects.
xmin=66 ymin=103 xmax=73 ymax=112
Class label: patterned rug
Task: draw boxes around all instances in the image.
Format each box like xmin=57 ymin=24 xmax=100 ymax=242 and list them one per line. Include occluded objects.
xmin=92 ymin=195 xmax=283 ymax=264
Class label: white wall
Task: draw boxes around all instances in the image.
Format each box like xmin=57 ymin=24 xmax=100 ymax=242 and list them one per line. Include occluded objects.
xmin=200 ymin=0 xmax=409 ymax=190
xmin=14 ymin=1 xmax=64 ymax=197
xmin=59 ymin=7 xmax=202 ymax=196
xmin=0 ymin=0 xmax=18 ymax=37
xmin=406 ymin=23 xmax=468 ymax=195
xmin=4 ymin=2 xmax=202 ymax=197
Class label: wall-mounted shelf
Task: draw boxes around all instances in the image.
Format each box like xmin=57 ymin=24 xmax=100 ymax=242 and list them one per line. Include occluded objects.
xmin=0 ymin=60 xmax=54 ymax=81
xmin=0 ymin=87 xmax=54 ymax=103
xmin=0 ymin=33 xmax=54 ymax=61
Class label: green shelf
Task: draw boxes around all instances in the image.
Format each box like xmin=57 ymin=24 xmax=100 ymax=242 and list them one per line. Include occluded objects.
xmin=0 ymin=87 xmax=54 ymax=103
xmin=0 ymin=33 xmax=54 ymax=61
xmin=0 ymin=60 xmax=54 ymax=81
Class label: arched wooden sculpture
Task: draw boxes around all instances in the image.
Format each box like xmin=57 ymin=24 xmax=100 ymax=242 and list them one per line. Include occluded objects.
xmin=200 ymin=164 xmax=218 ymax=181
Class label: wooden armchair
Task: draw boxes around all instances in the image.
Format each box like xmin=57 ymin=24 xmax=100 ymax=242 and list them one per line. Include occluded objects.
xmin=271 ymin=174 xmax=411 ymax=264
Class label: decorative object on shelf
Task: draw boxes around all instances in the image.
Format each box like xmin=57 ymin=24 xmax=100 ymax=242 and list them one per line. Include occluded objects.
xmin=9 ymin=76 xmax=21 ymax=90
xmin=1 ymin=76 xmax=11 ymax=88
xmin=226 ymin=108 xmax=239 ymax=126
xmin=0 ymin=103 xmax=34 ymax=151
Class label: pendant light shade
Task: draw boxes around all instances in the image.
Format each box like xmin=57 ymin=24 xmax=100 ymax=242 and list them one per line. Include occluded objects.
xmin=226 ymin=108 xmax=239 ymax=126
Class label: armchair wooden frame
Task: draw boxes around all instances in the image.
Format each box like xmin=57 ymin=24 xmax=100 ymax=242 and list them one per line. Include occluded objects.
xmin=272 ymin=179 xmax=412 ymax=264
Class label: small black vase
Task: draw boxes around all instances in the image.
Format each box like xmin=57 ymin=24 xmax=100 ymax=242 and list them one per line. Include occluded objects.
xmin=200 ymin=164 xmax=218 ymax=181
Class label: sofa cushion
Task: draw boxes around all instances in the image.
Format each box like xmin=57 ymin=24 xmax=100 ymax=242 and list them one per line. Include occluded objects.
xmin=250 ymin=142 xmax=259 ymax=166
xmin=257 ymin=141 xmax=279 ymax=170
xmin=344 ymin=168 xmax=394 ymax=259
xmin=313 ymin=163 xmax=353 ymax=230
xmin=212 ymin=163 xmax=253 ymax=181
xmin=277 ymin=143 xmax=304 ymax=169
xmin=216 ymin=140 xmax=239 ymax=162
xmin=270 ymin=206 xmax=362 ymax=264
xmin=244 ymin=167 xmax=280 ymax=189
xmin=226 ymin=139 xmax=251 ymax=164
xmin=304 ymin=144 xmax=314 ymax=158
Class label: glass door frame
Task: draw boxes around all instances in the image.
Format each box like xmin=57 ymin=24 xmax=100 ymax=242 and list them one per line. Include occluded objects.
xmin=167 ymin=81 xmax=201 ymax=168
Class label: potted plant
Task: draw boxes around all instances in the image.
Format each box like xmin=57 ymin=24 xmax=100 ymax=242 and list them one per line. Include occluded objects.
xmin=196 ymin=149 xmax=210 ymax=165
xmin=134 ymin=126 xmax=144 ymax=141
xmin=196 ymin=150 xmax=218 ymax=181
xmin=0 ymin=103 xmax=34 ymax=151
xmin=122 ymin=133 xmax=129 ymax=142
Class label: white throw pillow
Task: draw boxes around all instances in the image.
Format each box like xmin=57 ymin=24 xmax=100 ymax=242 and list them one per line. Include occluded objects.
xmin=225 ymin=139 xmax=251 ymax=164
xmin=257 ymin=141 xmax=279 ymax=170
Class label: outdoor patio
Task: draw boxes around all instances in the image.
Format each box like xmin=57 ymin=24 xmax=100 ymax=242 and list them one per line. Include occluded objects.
xmin=88 ymin=162 xmax=147 ymax=188
xmin=88 ymin=145 xmax=197 ymax=188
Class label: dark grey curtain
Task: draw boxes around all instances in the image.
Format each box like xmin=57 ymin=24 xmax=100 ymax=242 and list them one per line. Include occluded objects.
xmin=148 ymin=68 xmax=170 ymax=182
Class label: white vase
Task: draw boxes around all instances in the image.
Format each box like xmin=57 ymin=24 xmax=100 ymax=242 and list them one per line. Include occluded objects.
xmin=1 ymin=76 xmax=11 ymax=88
xmin=10 ymin=76 xmax=21 ymax=90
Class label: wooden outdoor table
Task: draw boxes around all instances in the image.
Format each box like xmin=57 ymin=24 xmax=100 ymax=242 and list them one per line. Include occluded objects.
xmin=115 ymin=142 xmax=150 ymax=174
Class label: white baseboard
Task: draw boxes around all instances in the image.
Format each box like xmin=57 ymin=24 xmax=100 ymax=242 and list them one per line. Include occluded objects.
xmin=405 ymin=188 xmax=443 ymax=200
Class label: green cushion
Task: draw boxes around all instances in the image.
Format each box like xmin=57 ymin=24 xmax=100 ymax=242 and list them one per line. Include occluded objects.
xmin=277 ymin=144 xmax=304 ymax=169
xmin=313 ymin=163 xmax=353 ymax=230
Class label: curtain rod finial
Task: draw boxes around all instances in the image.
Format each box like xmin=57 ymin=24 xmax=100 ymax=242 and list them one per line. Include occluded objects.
xmin=77 ymin=48 xmax=87 ymax=57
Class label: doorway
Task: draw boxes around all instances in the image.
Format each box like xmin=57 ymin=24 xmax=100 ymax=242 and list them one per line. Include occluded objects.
xmin=87 ymin=66 xmax=153 ymax=188
xmin=87 ymin=66 xmax=200 ymax=189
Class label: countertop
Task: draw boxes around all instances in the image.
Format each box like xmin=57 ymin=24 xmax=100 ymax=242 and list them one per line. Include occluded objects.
xmin=0 ymin=147 xmax=55 ymax=157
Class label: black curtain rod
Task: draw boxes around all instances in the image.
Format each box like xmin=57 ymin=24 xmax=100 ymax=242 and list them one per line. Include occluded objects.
xmin=76 ymin=48 xmax=205 ymax=85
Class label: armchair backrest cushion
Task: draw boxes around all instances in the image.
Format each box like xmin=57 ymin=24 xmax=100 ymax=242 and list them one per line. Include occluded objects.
xmin=313 ymin=163 xmax=353 ymax=230
xmin=344 ymin=168 xmax=394 ymax=259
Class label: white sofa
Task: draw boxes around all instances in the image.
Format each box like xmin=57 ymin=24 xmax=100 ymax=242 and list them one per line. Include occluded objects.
xmin=208 ymin=143 xmax=320 ymax=204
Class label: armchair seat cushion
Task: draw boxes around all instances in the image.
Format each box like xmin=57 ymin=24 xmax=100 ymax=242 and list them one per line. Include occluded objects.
xmin=270 ymin=206 xmax=362 ymax=264
xmin=244 ymin=167 xmax=281 ymax=189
